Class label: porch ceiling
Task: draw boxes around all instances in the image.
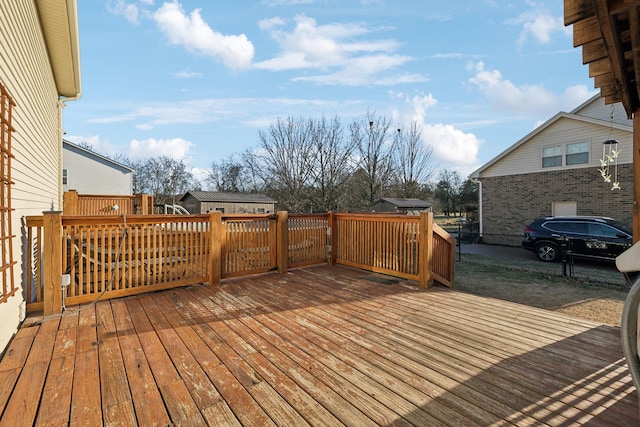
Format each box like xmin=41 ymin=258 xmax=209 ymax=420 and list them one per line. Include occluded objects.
xmin=565 ymin=0 xmax=640 ymax=117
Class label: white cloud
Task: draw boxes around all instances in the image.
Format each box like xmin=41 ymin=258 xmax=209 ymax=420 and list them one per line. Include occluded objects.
xmin=388 ymin=91 xmax=480 ymax=173
xmin=262 ymin=0 xmax=316 ymax=6
xmin=152 ymin=1 xmax=254 ymax=71
xmin=424 ymin=123 xmax=482 ymax=167
xmin=129 ymin=137 xmax=193 ymax=160
xmin=467 ymin=61 xmax=593 ymax=117
xmin=258 ymin=17 xmax=286 ymax=31
xmin=172 ymin=70 xmax=203 ymax=79
xmin=255 ymin=14 xmax=424 ymax=85
xmin=107 ymin=0 xmax=143 ymax=25
xmin=65 ymin=134 xmax=123 ymax=159
xmin=507 ymin=6 xmax=569 ymax=47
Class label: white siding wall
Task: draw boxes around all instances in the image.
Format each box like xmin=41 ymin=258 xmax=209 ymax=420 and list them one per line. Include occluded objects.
xmin=0 ymin=2 xmax=64 ymax=351
xmin=481 ymin=119 xmax=632 ymax=178
xmin=574 ymin=97 xmax=632 ymax=125
xmin=63 ymin=148 xmax=133 ymax=195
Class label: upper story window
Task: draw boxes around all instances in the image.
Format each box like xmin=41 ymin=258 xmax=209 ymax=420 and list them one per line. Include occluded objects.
xmin=566 ymin=142 xmax=589 ymax=165
xmin=542 ymin=142 xmax=590 ymax=168
xmin=542 ymin=145 xmax=562 ymax=168
xmin=62 ymin=169 xmax=68 ymax=185
xmin=0 ymin=83 xmax=16 ymax=303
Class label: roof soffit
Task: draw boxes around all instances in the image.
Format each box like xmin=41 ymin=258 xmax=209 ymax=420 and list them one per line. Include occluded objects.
xmin=35 ymin=0 xmax=81 ymax=98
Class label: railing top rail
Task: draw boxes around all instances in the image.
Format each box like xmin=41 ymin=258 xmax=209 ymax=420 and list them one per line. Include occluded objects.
xmin=335 ymin=212 xmax=418 ymax=222
xmin=288 ymin=213 xmax=329 ymax=219
xmin=73 ymin=194 xmax=140 ymax=199
xmin=221 ymin=213 xmax=277 ymax=221
xmin=61 ymin=214 xmax=210 ymax=226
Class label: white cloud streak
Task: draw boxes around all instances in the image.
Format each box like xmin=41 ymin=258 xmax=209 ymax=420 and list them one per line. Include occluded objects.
xmin=152 ymin=1 xmax=255 ymax=70
xmin=255 ymin=14 xmax=425 ymax=85
xmin=467 ymin=61 xmax=593 ymax=117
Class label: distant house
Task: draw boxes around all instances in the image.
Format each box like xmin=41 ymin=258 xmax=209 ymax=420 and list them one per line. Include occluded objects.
xmin=180 ymin=191 xmax=278 ymax=214
xmin=469 ymin=95 xmax=633 ymax=246
xmin=0 ymin=2 xmax=81 ymax=352
xmin=371 ymin=198 xmax=433 ymax=215
xmin=63 ymin=140 xmax=134 ymax=195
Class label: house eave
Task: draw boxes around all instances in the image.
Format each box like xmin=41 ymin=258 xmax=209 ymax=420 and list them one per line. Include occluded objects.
xmin=36 ymin=0 xmax=82 ymax=99
xmin=469 ymin=111 xmax=632 ymax=179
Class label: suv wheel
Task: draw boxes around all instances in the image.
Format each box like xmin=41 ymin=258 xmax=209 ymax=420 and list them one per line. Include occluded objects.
xmin=535 ymin=242 xmax=560 ymax=262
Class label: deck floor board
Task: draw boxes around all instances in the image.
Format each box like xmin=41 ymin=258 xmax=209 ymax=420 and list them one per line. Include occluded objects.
xmin=0 ymin=265 xmax=637 ymax=426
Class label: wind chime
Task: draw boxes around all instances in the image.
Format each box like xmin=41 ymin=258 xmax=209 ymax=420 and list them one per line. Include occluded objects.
xmin=598 ymin=104 xmax=621 ymax=190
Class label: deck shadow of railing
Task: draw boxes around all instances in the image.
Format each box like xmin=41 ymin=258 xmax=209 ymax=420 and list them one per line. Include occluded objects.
xmin=404 ymin=324 xmax=637 ymax=425
xmin=362 ymin=287 xmax=638 ymax=425
xmin=116 ymin=265 xmax=637 ymax=424
xmin=23 ymin=211 xmax=455 ymax=316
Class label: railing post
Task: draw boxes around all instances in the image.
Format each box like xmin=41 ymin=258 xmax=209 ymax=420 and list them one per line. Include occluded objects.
xmin=328 ymin=212 xmax=337 ymax=265
xmin=140 ymin=194 xmax=149 ymax=214
xmin=277 ymin=211 xmax=288 ymax=274
xmin=209 ymin=211 xmax=222 ymax=286
xmin=63 ymin=190 xmax=78 ymax=215
xmin=419 ymin=212 xmax=434 ymax=289
xmin=43 ymin=211 xmax=63 ymax=315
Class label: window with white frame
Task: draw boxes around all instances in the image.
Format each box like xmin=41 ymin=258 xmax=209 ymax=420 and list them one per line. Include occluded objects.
xmin=542 ymin=142 xmax=590 ymax=168
xmin=542 ymin=145 xmax=562 ymax=168
xmin=566 ymin=142 xmax=589 ymax=165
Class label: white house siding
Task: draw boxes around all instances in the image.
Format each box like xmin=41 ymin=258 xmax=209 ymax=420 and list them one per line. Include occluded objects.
xmin=63 ymin=145 xmax=133 ymax=194
xmin=480 ymin=119 xmax=632 ymax=178
xmin=0 ymin=3 xmax=65 ymax=351
xmin=573 ymin=96 xmax=632 ymax=125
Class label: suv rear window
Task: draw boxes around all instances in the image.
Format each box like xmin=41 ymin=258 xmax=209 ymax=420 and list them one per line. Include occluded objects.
xmin=587 ymin=223 xmax=625 ymax=238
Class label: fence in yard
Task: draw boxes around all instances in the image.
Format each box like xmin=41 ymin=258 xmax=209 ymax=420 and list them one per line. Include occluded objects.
xmin=24 ymin=211 xmax=455 ymax=315
xmin=63 ymin=190 xmax=154 ymax=215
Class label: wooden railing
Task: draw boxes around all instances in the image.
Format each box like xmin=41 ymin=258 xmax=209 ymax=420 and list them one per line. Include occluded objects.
xmin=288 ymin=214 xmax=328 ymax=268
xmin=24 ymin=211 xmax=454 ymax=315
xmin=330 ymin=212 xmax=454 ymax=287
xmin=63 ymin=190 xmax=154 ymax=215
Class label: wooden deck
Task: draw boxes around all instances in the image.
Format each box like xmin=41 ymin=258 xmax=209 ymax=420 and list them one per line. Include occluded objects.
xmin=0 ymin=265 xmax=637 ymax=426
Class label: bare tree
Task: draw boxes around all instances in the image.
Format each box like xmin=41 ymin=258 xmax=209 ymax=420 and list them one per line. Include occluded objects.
xmin=307 ymin=115 xmax=356 ymax=212
xmin=132 ymin=156 xmax=199 ymax=205
xmin=350 ymin=111 xmax=396 ymax=208
xmin=433 ymin=169 xmax=461 ymax=216
xmin=206 ymin=154 xmax=254 ymax=192
xmin=256 ymin=117 xmax=315 ymax=212
xmin=392 ymin=122 xmax=436 ymax=198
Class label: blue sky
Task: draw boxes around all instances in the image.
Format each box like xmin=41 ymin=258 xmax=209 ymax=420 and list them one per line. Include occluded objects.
xmin=63 ymin=0 xmax=596 ymax=183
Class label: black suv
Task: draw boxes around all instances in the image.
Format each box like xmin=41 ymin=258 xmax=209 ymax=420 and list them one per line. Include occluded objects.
xmin=522 ymin=216 xmax=632 ymax=262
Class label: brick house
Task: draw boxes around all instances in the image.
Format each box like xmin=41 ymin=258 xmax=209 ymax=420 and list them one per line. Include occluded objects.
xmin=469 ymin=95 xmax=633 ymax=246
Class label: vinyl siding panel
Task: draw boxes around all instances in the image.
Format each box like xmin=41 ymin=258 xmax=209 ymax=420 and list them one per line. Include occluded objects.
xmin=574 ymin=96 xmax=631 ymax=125
xmin=481 ymin=119 xmax=632 ymax=178
xmin=0 ymin=2 xmax=64 ymax=352
xmin=63 ymin=147 xmax=133 ymax=194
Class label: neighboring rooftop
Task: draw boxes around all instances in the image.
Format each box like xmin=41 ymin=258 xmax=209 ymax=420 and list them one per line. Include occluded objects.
xmin=180 ymin=191 xmax=277 ymax=203
xmin=375 ymin=197 xmax=432 ymax=208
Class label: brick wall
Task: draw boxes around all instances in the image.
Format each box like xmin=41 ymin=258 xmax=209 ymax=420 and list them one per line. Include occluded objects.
xmin=479 ymin=164 xmax=633 ymax=246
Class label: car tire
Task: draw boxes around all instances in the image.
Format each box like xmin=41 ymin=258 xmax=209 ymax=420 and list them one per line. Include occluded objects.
xmin=535 ymin=242 xmax=560 ymax=262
